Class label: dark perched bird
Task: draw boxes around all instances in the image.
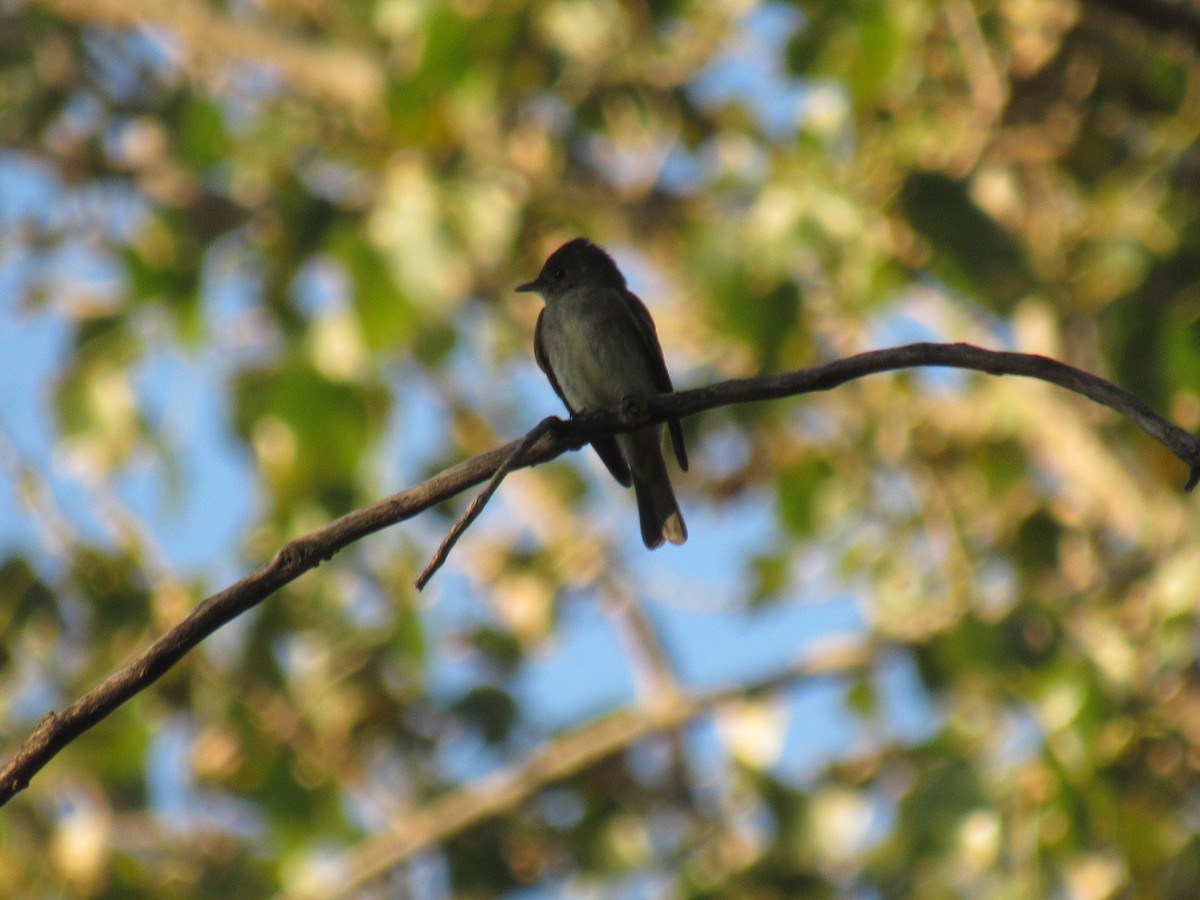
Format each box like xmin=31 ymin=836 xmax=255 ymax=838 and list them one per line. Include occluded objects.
xmin=517 ymin=238 xmax=688 ymax=548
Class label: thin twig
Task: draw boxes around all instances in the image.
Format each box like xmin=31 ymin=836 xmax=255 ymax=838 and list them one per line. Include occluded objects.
xmin=415 ymin=416 xmax=562 ymax=590
xmin=1 ymin=343 xmax=1197 ymax=807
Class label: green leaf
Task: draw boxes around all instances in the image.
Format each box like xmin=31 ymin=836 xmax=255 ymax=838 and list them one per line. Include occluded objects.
xmin=901 ymin=171 xmax=1032 ymax=310
xmin=776 ymin=456 xmax=833 ymax=536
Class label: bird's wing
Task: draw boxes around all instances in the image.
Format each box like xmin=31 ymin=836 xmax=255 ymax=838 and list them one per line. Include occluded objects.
xmin=535 ymin=307 xmax=632 ymax=487
xmin=624 ymin=292 xmax=688 ymax=472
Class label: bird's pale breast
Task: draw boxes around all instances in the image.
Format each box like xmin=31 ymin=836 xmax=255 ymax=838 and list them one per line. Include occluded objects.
xmin=540 ymin=286 xmax=658 ymax=413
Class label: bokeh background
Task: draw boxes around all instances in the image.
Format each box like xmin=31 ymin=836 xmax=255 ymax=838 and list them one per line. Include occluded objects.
xmin=3 ymin=0 xmax=1200 ymax=896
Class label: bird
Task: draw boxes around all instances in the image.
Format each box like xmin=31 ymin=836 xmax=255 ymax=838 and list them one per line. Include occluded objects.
xmin=517 ymin=237 xmax=688 ymax=549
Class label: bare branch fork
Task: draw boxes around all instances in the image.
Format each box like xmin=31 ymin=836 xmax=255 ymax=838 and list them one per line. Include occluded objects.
xmin=1 ymin=342 xmax=1197 ymax=807
xmin=415 ymin=415 xmax=561 ymax=589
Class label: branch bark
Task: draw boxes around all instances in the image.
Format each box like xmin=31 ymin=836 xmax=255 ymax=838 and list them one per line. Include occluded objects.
xmin=1 ymin=342 xmax=1197 ymax=807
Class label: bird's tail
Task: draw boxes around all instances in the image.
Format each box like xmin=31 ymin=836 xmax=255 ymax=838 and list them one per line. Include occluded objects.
xmin=633 ymin=449 xmax=687 ymax=550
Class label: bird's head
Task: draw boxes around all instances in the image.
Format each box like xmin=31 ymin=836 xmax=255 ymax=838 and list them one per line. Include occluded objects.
xmin=516 ymin=238 xmax=627 ymax=298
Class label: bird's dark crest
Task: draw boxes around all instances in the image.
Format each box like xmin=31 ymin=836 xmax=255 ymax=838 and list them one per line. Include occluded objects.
xmin=540 ymin=238 xmax=627 ymax=290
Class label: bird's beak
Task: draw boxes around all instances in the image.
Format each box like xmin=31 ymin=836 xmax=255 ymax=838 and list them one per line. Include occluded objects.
xmin=515 ymin=279 xmax=539 ymax=293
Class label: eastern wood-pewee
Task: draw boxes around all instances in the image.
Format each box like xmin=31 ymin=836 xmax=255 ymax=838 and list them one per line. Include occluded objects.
xmin=517 ymin=238 xmax=688 ymax=548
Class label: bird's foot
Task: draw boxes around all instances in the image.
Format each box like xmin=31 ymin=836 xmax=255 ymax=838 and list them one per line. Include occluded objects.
xmin=618 ymin=395 xmax=648 ymax=425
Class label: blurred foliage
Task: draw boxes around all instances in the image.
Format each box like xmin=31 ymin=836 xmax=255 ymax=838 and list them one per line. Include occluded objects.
xmin=2 ymin=0 xmax=1200 ymax=897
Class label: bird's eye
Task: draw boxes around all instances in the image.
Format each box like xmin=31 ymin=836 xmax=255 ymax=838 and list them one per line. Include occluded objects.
xmin=552 ymin=267 xmax=565 ymax=279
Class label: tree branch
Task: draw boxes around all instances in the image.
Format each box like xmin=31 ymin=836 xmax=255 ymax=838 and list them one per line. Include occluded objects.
xmin=1 ymin=342 xmax=1196 ymax=807
xmin=327 ymin=638 xmax=879 ymax=897
xmin=1086 ymin=0 xmax=1200 ymax=52
xmin=37 ymin=0 xmax=384 ymax=111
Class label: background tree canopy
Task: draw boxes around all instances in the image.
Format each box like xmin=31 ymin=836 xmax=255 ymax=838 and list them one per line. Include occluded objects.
xmin=2 ymin=0 xmax=1200 ymax=896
